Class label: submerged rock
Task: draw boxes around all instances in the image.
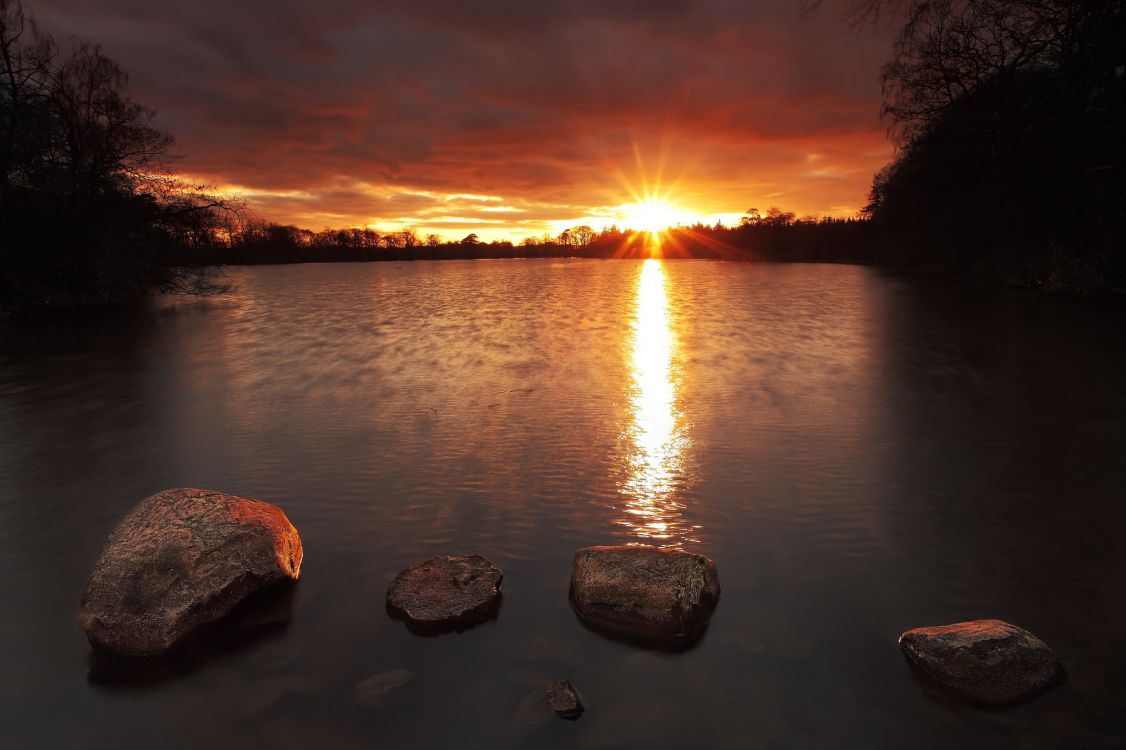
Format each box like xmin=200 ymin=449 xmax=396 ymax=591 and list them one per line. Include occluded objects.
xmin=546 ymin=679 xmax=584 ymax=718
xmin=355 ymin=668 xmax=415 ymax=706
xmin=569 ymin=545 xmax=720 ymax=645
xmin=386 ymin=555 xmax=503 ymax=634
xmin=510 ymin=687 xmax=553 ymax=741
xmin=79 ymin=488 xmax=303 ymax=656
xmin=898 ymin=619 xmax=1065 ymax=706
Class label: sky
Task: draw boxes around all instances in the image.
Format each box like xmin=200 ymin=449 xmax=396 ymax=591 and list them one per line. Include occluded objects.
xmin=34 ymin=0 xmax=897 ymax=241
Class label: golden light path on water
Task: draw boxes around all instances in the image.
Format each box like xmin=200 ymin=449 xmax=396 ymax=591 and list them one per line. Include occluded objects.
xmin=619 ymin=259 xmax=698 ymax=546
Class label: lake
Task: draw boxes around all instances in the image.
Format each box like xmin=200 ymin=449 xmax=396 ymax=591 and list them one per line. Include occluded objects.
xmin=2 ymin=259 xmax=1125 ymax=748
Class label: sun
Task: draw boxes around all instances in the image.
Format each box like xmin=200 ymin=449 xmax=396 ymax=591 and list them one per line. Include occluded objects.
xmin=620 ymin=198 xmax=684 ymax=236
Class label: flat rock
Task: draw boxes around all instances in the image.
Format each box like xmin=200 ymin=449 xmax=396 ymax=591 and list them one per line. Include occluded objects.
xmin=546 ymin=679 xmax=584 ymax=718
xmin=386 ymin=555 xmax=502 ymax=634
xmin=898 ymin=619 xmax=1065 ymax=705
xmin=355 ymin=668 xmax=415 ymax=706
xmin=569 ymin=545 xmax=720 ymax=645
xmin=79 ymin=488 xmax=303 ymax=656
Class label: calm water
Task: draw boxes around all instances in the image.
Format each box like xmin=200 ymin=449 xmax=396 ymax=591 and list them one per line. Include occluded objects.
xmin=2 ymin=259 xmax=1126 ymax=748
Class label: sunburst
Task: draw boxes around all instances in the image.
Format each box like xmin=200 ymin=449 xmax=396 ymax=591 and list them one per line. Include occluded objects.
xmin=619 ymin=196 xmax=688 ymax=237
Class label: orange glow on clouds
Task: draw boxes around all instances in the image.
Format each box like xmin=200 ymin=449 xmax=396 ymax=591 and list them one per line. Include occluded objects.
xmin=192 ymin=131 xmax=890 ymax=243
xmin=42 ymin=0 xmax=899 ymax=242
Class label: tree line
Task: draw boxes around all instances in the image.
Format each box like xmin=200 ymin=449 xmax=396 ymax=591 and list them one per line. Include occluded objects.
xmin=200 ymin=212 xmax=872 ymax=265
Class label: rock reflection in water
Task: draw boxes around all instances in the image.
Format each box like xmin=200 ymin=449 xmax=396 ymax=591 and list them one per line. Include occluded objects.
xmin=86 ymin=582 xmax=297 ymax=689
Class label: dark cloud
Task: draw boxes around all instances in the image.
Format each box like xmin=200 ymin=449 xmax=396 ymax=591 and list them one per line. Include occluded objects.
xmin=32 ymin=0 xmax=896 ymax=238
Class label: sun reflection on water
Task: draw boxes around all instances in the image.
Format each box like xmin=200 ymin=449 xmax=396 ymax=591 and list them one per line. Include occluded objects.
xmin=619 ymin=259 xmax=697 ymax=546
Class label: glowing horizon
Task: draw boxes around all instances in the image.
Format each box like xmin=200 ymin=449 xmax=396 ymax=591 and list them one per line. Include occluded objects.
xmin=189 ymin=158 xmax=872 ymax=244
xmin=40 ymin=1 xmax=898 ymax=243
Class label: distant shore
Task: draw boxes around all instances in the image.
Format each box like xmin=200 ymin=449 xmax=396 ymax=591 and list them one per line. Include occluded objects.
xmin=192 ymin=219 xmax=877 ymax=268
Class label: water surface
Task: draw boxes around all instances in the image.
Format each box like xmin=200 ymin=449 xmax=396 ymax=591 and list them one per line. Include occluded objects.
xmin=2 ymin=259 xmax=1125 ymax=748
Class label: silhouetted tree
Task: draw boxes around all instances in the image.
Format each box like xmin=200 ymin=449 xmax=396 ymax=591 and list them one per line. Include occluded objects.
xmin=763 ymin=207 xmax=796 ymax=227
xmin=0 ymin=0 xmax=237 ymax=312
xmin=570 ymin=225 xmax=595 ymax=246
xmin=739 ymin=208 xmax=763 ymax=227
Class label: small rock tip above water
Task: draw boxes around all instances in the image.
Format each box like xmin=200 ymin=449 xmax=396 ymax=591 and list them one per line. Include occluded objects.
xmin=898 ymin=618 xmax=1065 ymax=706
xmin=386 ymin=554 xmax=503 ymax=635
xmin=546 ymin=679 xmax=584 ymax=718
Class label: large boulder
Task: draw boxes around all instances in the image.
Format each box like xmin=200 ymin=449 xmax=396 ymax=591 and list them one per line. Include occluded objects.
xmin=569 ymin=545 xmax=720 ymax=645
xmin=386 ymin=555 xmax=503 ymax=634
xmin=79 ymin=488 xmax=303 ymax=656
xmin=898 ymin=619 xmax=1065 ymax=705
